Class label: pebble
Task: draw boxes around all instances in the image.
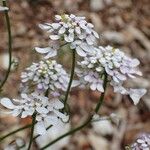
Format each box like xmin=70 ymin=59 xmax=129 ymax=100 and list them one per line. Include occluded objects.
xmin=90 ymin=0 xmax=105 ymax=11
xmin=103 ymin=31 xmax=125 ymax=44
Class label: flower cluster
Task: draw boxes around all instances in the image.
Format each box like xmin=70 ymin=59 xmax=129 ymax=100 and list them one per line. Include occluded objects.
xmin=21 ymin=60 xmax=69 ymax=92
xmin=131 ymin=133 xmax=150 ymax=150
xmin=0 ymin=13 xmax=147 ymax=146
xmin=0 ymin=92 xmax=68 ymax=135
xmin=35 ymin=14 xmax=99 ymax=58
xmin=77 ymin=45 xmax=147 ymax=105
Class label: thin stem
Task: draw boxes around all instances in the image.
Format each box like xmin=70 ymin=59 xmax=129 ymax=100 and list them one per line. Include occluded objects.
xmin=27 ymin=113 xmax=36 ymax=150
xmin=0 ymin=0 xmax=12 ymax=91
xmin=95 ymin=72 xmax=108 ymax=113
xmin=0 ymin=124 xmax=32 ymax=143
xmin=64 ymin=50 xmax=76 ymax=109
xmin=40 ymin=74 xmax=108 ymax=150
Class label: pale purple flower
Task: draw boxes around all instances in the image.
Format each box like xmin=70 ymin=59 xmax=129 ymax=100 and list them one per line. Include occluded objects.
xmin=21 ymin=60 xmax=69 ymax=92
xmin=0 ymin=92 xmax=68 ymax=135
xmin=37 ymin=14 xmax=99 ymax=58
xmin=77 ymin=45 xmax=147 ymax=105
xmin=131 ymin=133 xmax=150 ymax=150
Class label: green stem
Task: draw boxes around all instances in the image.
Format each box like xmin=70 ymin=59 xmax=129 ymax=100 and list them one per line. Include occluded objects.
xmin=0 ymin=124 xmax=32 ymax=143
xmin=40 ymin=74 xmax=108 ymax=150
xmin=64 ymin=50 xmax=76 ymax=109
xmin=27 ymin=113 xmax=36 ymax=150
xmin=95 ymin=72 xmax=108 ymax=113
xmin=0 ymin=0 xmax=12 ymax=91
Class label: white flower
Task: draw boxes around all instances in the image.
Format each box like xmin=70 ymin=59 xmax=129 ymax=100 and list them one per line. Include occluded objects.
xmin=0 ymin=5 xmax=9 ymax=12
xmin=0 ymin=92 xmax=69 ymax=135
xmin=77 ymin=45 xmax=147 ymax=105
xmin=21 ymin=60 xmax=69 ymax=92
xmin=38 ymin=14 xmax=99 ymax=58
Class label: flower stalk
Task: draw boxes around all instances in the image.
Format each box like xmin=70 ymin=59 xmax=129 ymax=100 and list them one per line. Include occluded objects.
xmin=63 ymin=49 xmax=76 ymax=110
xmin=27 ymin=113 xmax=37 ymax=150
xmin=0 ymin=0 xmax=12 ymax=91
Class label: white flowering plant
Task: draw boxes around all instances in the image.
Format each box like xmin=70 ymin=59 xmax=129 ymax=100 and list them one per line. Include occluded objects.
xmin=0 ymin=1 xmax=147 ymax=150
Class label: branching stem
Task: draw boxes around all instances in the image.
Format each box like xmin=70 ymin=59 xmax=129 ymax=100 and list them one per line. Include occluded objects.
xmin=27 ymin=113 xmax=36 ymax=150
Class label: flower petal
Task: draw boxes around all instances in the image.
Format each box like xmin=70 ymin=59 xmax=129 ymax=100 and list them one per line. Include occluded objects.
xmin=35 ymin=47 xmax=51 ymax=54
xmin=76 ymin=47 xmax=86 ymax=57
xmin=129 ymin=88 xmax=147 ymax=105
xmin=35 ymin=121 xmax=47 ymax=135
xmin=38 ymin=24 xmax=51 ymax=30
xmin=49 ymin=35 xmax=60 ymax=40
xmin=44 ymin=50 xmax=57 ymax=59
xmin=0 ymin=98 xmax=15 ymax=109
xmin=90 ymin=83 xmax=97 ymax=91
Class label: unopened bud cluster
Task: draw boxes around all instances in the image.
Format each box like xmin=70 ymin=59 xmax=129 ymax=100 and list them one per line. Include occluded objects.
xmin=21 ymin=60 xmax=69 ymax=91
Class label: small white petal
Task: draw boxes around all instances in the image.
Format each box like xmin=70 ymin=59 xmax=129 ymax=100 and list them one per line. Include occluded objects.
xmin=90 ymin=83 xmax=97 ymax=91
xmin=55 ymin=15 xmax=62 ymax=20
xmin=36 ymin=107 xmax=49 ymax=114
xmin=35 ymin=121 xmax=47 ymax=135
xmin=12 ymin=109 xmax=21 ymax=117
xmin=130 ymin=59 xmax=140 ymax=67
xmin=53 ymin=100 xmax=64 ymax=109
xmin=51 ymin=23 xmax=61 ymax=29
xmin=35 ymin=47 xmax=51 ymax=54
xmin=129 ymin=89 xmax=147 ymax=105
xmin=86 ymin=35 xmax=95 ymax=45
xmin=59 ymin=26 xmax=66 ymax=34
xmin=75 ymin=27 xmax=81 ymax=34
xmin=116 ymin=73 xmax=126 ymax=81
xmin=97 ymin=84 xmax=104 ymax=92
xmin=113 ymin=76 xmax=120 ymax=83
xmin=93 ymin=30 xmax=99 ymax=38
xmin=21 ymin=111 xmax=29 ymax=118
xmin=39 ymin=24 xmax=51 ymax=30
xmin=44 ymin=50 xmax=57 ymax=59
xmin=0 ymin=98 xmax=15 ymax=109
xmin=50 ymin=35 xmax=60 ymax=40
xmin=76 ymin=47 xmax=86 ymax=57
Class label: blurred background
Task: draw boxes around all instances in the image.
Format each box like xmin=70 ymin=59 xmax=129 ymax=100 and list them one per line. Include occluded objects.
xmin=0 ymin=0 xmax=150 ymax=150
